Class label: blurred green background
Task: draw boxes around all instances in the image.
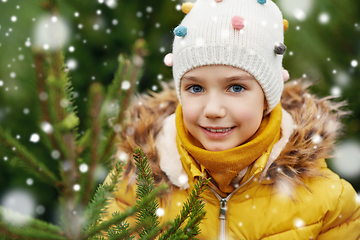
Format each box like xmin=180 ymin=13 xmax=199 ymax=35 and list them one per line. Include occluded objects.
xmin=0 ymin=0 xmax=359 ymax=224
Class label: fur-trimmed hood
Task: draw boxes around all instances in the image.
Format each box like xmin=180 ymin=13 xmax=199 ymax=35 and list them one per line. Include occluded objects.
xmin=116 ymin=80 xmax=347 ymax=190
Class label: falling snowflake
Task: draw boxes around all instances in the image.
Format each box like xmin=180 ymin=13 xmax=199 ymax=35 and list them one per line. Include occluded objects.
xmin=66 ymin=59 xmax=78 ymax=70
xmin=121 ymin=80 xmax=131 ymax=90
xmin=1 ymin=189 xmax=35 ymax=225
xmin=10 ymin=72 xmax=16 ymax=78
xmin=351 ymin=60 xmax=358 ymax=68
xmin=105 ymin=0 xmax=117 ymax=8
xmin=79 ymin=163 xmax=89 ymax=173
xmin=113 ymin=124 xmax=122 ymax=133
xmin=39 ymin=92 xmax=48 ymax=101
xmin=117 ymin=151 xmax=129 ymax=162
xmin=318 ymin=13 xmax=330 ymax=24
xmin=60 ymin=98 xmax=69 ymax=108
xmin=156 ymin=208 xmax=165 ymax=217
xmin=41 ymin=121 xmax=53 ymax=134
xmin=51 ymin=150 xmax=60 ymax=159
xmin=26 ymin=178 xmax=34 ymax=186
xmin=278 ymin=0 xmax=313 ymax=21
xmin=178 ymin=174 xmax=188 ymax=184
xmin=93 ymin=24 xmax=100 ymax=30
xmin=312 ymin=134 xmax=322 ymax=144
xmin=146 ymin=6 xmax=153 ymax=13
xmin=33 ymin=15 xmax=70 ymax=51
xmin=330 ymin=86 xmax=341 ymax=97
xmin=73 ymin=184 xmax=81 ymax=191
xmin=332 ymin=141 xmax=360 ymax=179
xmin=294 ymin=218 xmax=305 ymax=228
xmin=29 ymin=133 xmax=40 ymax=143
xmin=35 ymin=205 xmax=46 ymax=215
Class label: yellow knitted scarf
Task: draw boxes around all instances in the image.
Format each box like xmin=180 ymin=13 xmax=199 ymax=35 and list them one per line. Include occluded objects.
xmin=175 ymin=103 xmax=282 ymax=193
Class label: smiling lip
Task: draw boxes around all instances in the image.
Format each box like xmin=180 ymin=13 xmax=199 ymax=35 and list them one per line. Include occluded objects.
xmin=201 ymin=126 xmax=235 ymax=138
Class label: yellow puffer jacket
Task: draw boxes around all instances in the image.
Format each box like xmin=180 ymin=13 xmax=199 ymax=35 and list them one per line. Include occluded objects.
xmin=103 ymin=81 xmax=360 ymax=239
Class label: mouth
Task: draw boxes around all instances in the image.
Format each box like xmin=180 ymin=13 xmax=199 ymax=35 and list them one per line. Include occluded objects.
xmin=204 ymin=127 xmax=234 ymax=133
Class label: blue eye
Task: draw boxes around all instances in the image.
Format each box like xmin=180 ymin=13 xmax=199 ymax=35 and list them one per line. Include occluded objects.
xmin=229 ymin=85 xmax=244 ymax=93
xmin=188 ymin=85 xmax=204 ymax=93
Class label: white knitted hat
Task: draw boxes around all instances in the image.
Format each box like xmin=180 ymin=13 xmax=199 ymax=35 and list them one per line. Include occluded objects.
xmin=165 ymin=0 xmax=287 ymax=113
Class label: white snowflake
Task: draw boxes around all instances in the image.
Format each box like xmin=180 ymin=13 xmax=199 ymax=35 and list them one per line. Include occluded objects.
xmin=293 ymin=218 xmax=305 ymax=228
xmin=79 ymin=163 xmax=89 ymax=173
xmin=156 ymin=208 xmax=165 ymax=217
xmin=29 ymin=133 xmax=40 ymax=143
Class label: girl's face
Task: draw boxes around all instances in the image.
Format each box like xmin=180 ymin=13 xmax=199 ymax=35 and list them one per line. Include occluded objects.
xmin=180 ymin=65 xmax=266 ymax=151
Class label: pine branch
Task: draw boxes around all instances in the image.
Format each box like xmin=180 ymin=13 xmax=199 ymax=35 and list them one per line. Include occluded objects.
xmin=33 ymin=50 xmax=69 ymax=163
xmin=158 ymin=177 xmax=209 ymax=240
xmin=80 ymin=82 xmax=104 ymax=206
xmin=82 ymin=162 xmax=124 ymax=232
xmin=98 ymin=54 xmax=129 ymax=124
xmin=133 ymin=147 xmax=160 ymax=238
xmin=83 ymin=183 xmax=168 ymax=239
xmin=0 ymin=126 xmax=59 ymax=187
xmin=98 ymin=52 xmax=144 ymax=164
xmin=106 ymin=214 xmax=141 ymax=240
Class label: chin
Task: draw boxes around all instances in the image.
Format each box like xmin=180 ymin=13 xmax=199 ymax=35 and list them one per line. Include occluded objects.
xmin=203 ymin=144 xmax=233 ymax=152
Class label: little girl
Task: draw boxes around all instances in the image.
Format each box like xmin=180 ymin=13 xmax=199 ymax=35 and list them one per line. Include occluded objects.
xmin=103 ymin=0 xmax=360 ymax=239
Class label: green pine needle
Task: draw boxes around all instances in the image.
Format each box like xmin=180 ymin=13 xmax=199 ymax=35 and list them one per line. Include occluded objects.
xmin=159 ymin=177 xmax=209 ymax=240
xmin=133 ymin=147 xmax=161 ymax=238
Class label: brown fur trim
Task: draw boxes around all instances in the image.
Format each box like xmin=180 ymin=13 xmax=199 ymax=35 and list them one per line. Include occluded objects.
xmin=115 ymin=82 xmax=179 ymax=186
xmin=268 ymin=80 xmax=349 ymax=189
xmin=114 ymin=80 xmax=349 ymax=189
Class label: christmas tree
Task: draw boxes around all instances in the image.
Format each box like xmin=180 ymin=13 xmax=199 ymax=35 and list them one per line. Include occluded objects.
xmin=0 ymin=16 xmax=209 ymax=238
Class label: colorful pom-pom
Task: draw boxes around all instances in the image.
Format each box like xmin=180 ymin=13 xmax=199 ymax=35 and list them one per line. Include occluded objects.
xmin=182 ymin=2 xmax=194 ymax=14
xmin=257 ymin=0 xmax=266 ymax=4
xmin=231 ymin=16 xmax=245 ymax=30
xmin=282 ymin=68 xmax=290 ymax=82
xmin=283 ymin=19 xmax=289 ymax=32
xmin=174 ymin=25 xmax=187 ymax=37
xmin=274 ymin=42 xmax=286 ymax=55
xmin=164 ymin=53 xmax=173 ymax=67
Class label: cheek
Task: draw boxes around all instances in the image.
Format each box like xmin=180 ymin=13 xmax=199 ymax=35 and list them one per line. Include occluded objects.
xmin=182 ymin=104 xmax=198 ymax=126
xmin=233 ymin=103 xmax=264 ymax=126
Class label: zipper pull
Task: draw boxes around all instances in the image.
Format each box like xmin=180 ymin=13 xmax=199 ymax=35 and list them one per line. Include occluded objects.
xmin=219 ymin=198 xmax=227 ymax=220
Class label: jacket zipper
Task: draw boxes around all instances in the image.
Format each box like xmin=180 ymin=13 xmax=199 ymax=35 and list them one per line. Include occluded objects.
xmin=210 ymin=175 xmax=255 ymax=240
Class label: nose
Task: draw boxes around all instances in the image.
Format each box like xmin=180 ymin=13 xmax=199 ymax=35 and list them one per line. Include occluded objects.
xmin=203 ymin=95 xmax=226 ymax=118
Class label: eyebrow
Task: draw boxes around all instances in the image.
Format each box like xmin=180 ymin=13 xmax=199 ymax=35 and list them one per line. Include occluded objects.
xmin=181 ymin=75 xmax=255 ymax=82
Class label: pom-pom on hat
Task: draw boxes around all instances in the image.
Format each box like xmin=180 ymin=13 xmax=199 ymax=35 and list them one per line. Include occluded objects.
xmin=171 ymin=0 xmax=287 ymax=114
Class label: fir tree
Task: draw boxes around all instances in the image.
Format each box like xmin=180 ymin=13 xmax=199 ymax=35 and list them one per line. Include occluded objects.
xmin=0 ymin=3 xmax=209 ymax=239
